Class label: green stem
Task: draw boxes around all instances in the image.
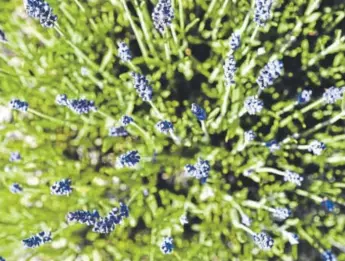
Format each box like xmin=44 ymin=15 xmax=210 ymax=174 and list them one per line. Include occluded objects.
xmin=295 ymin=189 xmax=323 ymax=203
xmin=256 ymin=167 xmax=286 ymax=176
xmin=73 ymin=0 xmax=85 ymax=12
xmin=211 ymin=0 xmax=230 ymax=40
xmin=120 ymin=0 xmax=148 ymax=58
xmin=170 ymin=25 xmax=183 ymax=58
xmin=28 ymin=108 xmax=66 ymax=125
xmin=277 ymin=102 xmax=297 ymax=117
xmin=241 ymin=25 xmax=259 ymax=56
xmin=148 ymin=101 xmax=164 ymax=119
xmin=133 ymin=0 xmax=158 ymax=57
xmin=164 ymin=30 xmax=171 ymax=62
xmin=296 ymin=112 xmax=344 ymax=138
xmin=178 ymin=0 xmax=184 ymax=34
xmin=169 ymin=130 xmax=182 ymax=145
xmin=201 ymin=120 xmax=210 ymax=141
xmin=131 ymin=122 xmax=154 ymax=148
xmin=233 ymin=221 xmax=255 ymax=236
xmin=198 ymin=0 xmax=217 ymax=31
xmin=280 ymin=98 xmax=323 ymax=128
xmin=128 ymin=189 xmax=142 ymax=206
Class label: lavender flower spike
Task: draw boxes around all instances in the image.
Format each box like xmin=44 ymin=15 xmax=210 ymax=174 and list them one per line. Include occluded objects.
xmin=120 ymin=115 xmax=133 ymax=126
xmin=223 ymin=54 xmax=237 ymax=87
xmin=272 ymin=207 xmax=291 ymax=221
xmin=10 ymin=99 xmax=29 ymax=112
xmin=160 ymin=237 xmax=174 ymax=254
xmin=117 ymin=41 xmax=132 ymax=62
xmin=191 ymin=103 xmax=207 ymax=121
xmin=156 ymin=120 xmax=174 ymax=134
xmin=24 ymin=0 xmax=58 ymax=28
xmin=297 ymin=89 xmax=312 ymax=104
xmin=253 ymin=232 xmax=274 ymax=250
xmin=116 ymin=150 xmax=140 ymax=168
xmin=244 ymin=96 xmax=264 ymax=115
xmin=67 ymin=98 xmax=97 ymax=114
xmin=254 ymin=0 xmax=274 ymax=26
xmin=323 ymin=86 xmax=344 ymax=104
xmin=321 ymin=250 xmax=337 ymax=261
xmin=256 ymin=60 xmax=283 ymax=90
xmin=22 ymin=231 xmax=52 ymax=248
xmin=50 ymin=178 xmax=73 ymax=196
xmin=308 ymin=140 xmax=326 ymax=155
xmin=229 ymin=32 xmax=241 ymax=51
xmin=66 ymin=210 xmax=100 ymax=226
xmin=284 ymin=170 xmax=303 ymax=186
xmin=152 ymin=0 xmax=174 ymax=34
xmin=130 ymin=72 xmax=153 ymax=102
xmin=109 ymin=126 xmax=129 ymax=137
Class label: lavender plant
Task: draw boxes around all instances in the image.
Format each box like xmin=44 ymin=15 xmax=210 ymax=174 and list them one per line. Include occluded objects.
xmin=1 ymin=0 xmax=345 ymax=260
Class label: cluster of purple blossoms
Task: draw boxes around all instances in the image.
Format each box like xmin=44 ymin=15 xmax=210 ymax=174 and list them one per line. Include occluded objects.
xmin=156 ymin=120 xmax=174 ymax=134
xmin=229 ymin=32 xmax=241 ymax=51
xmin=109 ymin=126 xmax=129 ymax=137
xmin=56 ymin=94 xmax=97 ymax=114
xmin=323 ymin=87 xmax=344 ymax=104
xmin=321 ymin=250 xmax=337 ymax=261
xmin=66 ymin=210 xmax=100 ymax=226
xmin=50 ymin=178 xmax=72 ymax=196
xmin=67 ymin=203 xmax=129 ymax=234
xmin=116 ymin=150 xmax=140 ymax=168
xmin=223 ymin=54 xmax=237 ymax=87
xmin=272 ymin=207 xmax=291 ymax=221
xmin=308 ymin=140 xmax=326 ymax=155
xmin=68 ymin=98 xmax=97 ymax=114
xmin=10 ymin=183 xmax=23 ymax=194
xmin=130 ymin=72 xmax=153 ymax=102
xmin=297 ymin=89 xmax=312 ymax=104
xmin=120 ymin=115 xmax=134 ymax=126
xmin=284 ymin=170 xmax=303 ymax=186
xmin=191 ymin=103 xmax=207 ymax=121
xmin=160 ymin=237 xmax=174 ymax=254
xmin=109 ymin=115 xmax=134 ymax=137
xmin=24 ymin=0 xmax=57 ymax=28
xmin=93 ymin=203 xmax=129 ymax=234
xmin=266 ymin=140 xmax=280 ymax=153
xmin=254 ymin=0 xmax=274 ymax=26
xmin=322 ymin=199 xmax=335 ymax=213
xmin=256 ymin=60 xmax=283 ymax=90
xmin=253 ymin=232 xmax=274 ymax=250
xmin=152 ymin=0 xmax=174 ymax=34
xmin=0 ymin=256 xmax=5 ymax=261
xmin=184 ymin=158 xmax=211 ymax=183
xmin=22 ymin=231 xmax=52 ymax=248
xmin=244 ymin=130 xmax=256 ymax=143
xmin=10 ymin=99 xmax=29 ymax=112
xmin=117 ymin=41 xmax=132 ymax=62
xmin=0 ymin=29 xmax=7 ymax=43
xmin=9 ymin=152 xmax=21 ymax=162
xmin=244 ymin=96 xmax=264 ymax=115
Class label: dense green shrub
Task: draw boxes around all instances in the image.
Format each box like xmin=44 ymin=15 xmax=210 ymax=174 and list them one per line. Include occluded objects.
xmin=1 ymin=0 xmax=345 ymax=260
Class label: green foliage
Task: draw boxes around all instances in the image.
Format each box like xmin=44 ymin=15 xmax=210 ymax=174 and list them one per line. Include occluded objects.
xmin=1 ymin=0 xmax=345 ymax=260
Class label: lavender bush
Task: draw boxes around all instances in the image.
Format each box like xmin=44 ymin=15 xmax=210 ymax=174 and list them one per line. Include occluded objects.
xmin=0 ymin=0 xmax=345 ymax=260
